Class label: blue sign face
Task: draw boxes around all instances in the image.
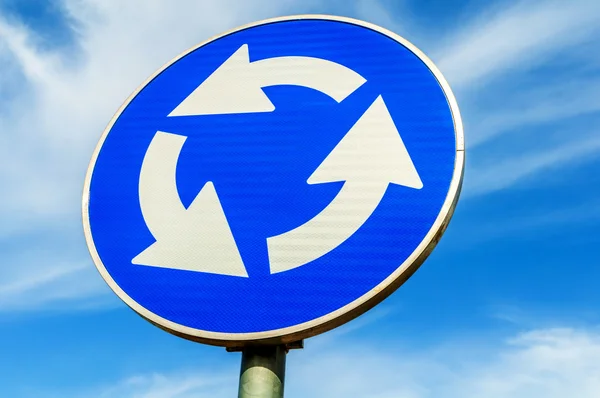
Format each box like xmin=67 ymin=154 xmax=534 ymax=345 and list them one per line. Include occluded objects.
xmin=83 ymin=16 xmax=463 ymax=345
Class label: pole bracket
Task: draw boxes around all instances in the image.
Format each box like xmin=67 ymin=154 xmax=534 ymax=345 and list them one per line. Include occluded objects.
xmin=226 ymin=340 xmax=304 ymax=353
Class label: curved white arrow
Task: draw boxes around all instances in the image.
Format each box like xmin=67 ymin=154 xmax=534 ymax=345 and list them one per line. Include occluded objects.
xmin=132 ymin=131 xmax=248 ymax=277
xmin=266 ymin=96 xmax=423 ymax=274
xmin=168 ymin=44 xmax=366 ymax=116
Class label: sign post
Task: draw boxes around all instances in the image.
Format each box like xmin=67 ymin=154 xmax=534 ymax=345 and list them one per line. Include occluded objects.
xmin=238 ymin=345 xmax=287 ymax=398
xmin=83 ymin=15 xmax=463 ymax=397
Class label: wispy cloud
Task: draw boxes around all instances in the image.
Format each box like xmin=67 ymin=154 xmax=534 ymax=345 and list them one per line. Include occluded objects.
xmin=0 ymin=266 xmax=109 ymax=312
xmin=293 ymin=327 xmax=600 ymax=398
xmin=450 ymin=198 xmax=600 ymax=248
xmin=32 ymin=369 xmax=237 ymax=398
xmin=465 ymin=133 xmax=600 ymax=197
xmin=93 ymin=371 xmax=235 ymax=398
xmin=38 ymin=326 xmax=600 ymax=398
xmin=0 ymin=0 xmax=324 ymax=311
xmin=468 ymin=77 xmax=600 ymax=148
xmin=435 ymin=0 xmax=600 ymax=91
xmin=428 ymin=0 xmax=600 ymax=197
xmin=0 ymin=247 xmax=113 ymax=312
xmin=354 ymin=0 xmax=414 ymax=40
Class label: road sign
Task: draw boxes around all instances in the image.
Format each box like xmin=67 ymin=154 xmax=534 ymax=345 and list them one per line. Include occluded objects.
xmin=83 ymin=15 xmax=464 ymax=346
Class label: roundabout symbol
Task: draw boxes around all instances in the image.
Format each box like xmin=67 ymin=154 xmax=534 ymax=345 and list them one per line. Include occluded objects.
xmin=133 ymin=44 xmax=423 ymax=276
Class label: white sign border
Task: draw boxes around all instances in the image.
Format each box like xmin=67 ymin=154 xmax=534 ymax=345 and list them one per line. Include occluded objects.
xmin=82 ymin=14 xmax=465 ymax=347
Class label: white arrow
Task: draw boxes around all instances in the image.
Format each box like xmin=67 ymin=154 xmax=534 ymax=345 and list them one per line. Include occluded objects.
xmin=266 ymin=96 xmax=423 ymax=274
xmin=168 ymin=44 xmax=367 ymax=116
xmin=132 ymin=131 xmax=248 ymax=277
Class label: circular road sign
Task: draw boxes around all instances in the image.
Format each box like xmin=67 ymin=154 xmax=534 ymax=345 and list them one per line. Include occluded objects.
xmin=82 ymin=15 xmax=464 ymax=346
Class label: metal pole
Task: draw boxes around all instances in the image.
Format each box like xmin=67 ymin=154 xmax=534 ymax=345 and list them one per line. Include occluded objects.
xmin=238 ymin=345 xmax=286 ymax=398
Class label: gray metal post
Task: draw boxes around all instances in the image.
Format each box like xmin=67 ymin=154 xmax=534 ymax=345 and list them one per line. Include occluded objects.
xmin=238 ymin=345 xmax=286 ymax=398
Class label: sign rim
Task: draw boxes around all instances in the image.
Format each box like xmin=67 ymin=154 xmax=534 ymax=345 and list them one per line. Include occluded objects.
xmin=82 ymin=14 xmax=465 ymax=347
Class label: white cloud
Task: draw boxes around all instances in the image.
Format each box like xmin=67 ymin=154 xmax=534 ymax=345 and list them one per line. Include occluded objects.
xmin=353 ymin=0 xmax=412 ymax=40
xmin=449 ymin=199 xmax=600 ymax=247
xmin=464 ymin=133 xmax=600 ymax=197
xmin=294 ymin=327 xmax=600 ymax=398
xmin=468 ymin=77 xmax=600 ymax=148
xmin=43 ymin=326 xmax=600 ymax=398
xmin=435 ymin=0 xmax=600 ymax=91
xmin=33 ymin=369 xmax=237 ymax=398
xmin=93 ymin=372 xmax=235 ymax=398
xmin=0 ymin=0 xmax=323 ymax=311
xmin=429 ymin=0 xmax=600 ymax=197
xmin=0 ymin=261 xmax=112 ymax=312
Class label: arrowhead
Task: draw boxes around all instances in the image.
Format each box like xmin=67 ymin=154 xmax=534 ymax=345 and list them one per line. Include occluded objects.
xmin=307 ymin=96 xmax=423 ymax=189
xmin=132 ymin=181 xmax=248 ymax=277
xmin=168 ymin=44 xmax=275 ymax=116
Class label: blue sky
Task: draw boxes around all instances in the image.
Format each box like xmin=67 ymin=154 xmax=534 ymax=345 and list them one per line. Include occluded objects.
xmin=1 ymin=0 xmax=600 ymax=396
